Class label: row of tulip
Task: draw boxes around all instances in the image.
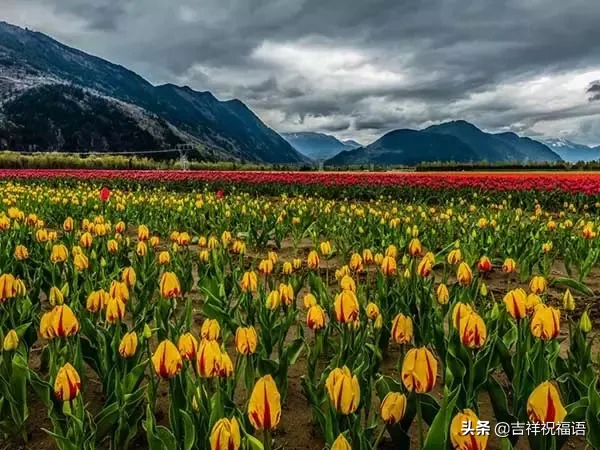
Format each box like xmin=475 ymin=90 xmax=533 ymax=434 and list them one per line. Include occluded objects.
xmin=0 ymin=182 xmax=598 ymax=450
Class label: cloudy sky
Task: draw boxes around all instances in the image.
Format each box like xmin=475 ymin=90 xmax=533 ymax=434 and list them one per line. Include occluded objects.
xmin=3 ymin=0 xmax=600 ymax=145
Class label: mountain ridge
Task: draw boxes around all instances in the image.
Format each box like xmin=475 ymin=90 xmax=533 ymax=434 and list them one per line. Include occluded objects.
xmin=281 ymin=131 xmax=358 ymax=160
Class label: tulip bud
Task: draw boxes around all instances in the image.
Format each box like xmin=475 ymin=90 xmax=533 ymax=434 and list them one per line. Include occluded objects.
xmin=530 ymin=304 xmax=560 ymax=341
xmin=456 ymin=262 xmax=473 ymax=286
xmin=3 ymin=329 xmax=19 ymax=351
xmin=503 ymin=289 xmax=527 ymax=321
xmin=122 ymin=267 xmax=137 ymax=288
xmin=450 ymin=409 xmax=489 ymax=450
xmin=447 ymin=248 xmax=462 ymax=265
xmin=366 ymin=302 xmax=380 ymax=320
xmin=459 ymin=311 xmax=487 ymax=349
xmin=527 ymin=381 xmax=567 ymax=424
xmin=74 ymin=253 xmax=89 ymax=271
xmin=380 ymin=256 xmax=397 ymax=276
xmin=210 ymin=418 xmax=241 ymax=450
xmin=14 ymin=245 xmax=29 ymax=261
xmin=119 ymin=332 xmax=138 ymax=358
xmin=339 ymin=275 xmax=356 ymax=292
xmin=529 ymin=275 xmax=547 ymax=294
xmin=307 ymin=250 xmax=320 ymax=269
xmin=490 ymin=302 xmax=500 ymax=320
xmin=158 ymin=251 xmax=171 ymax=265
xmin=152 ymin=340 xmax=182 ymax=378
xmin=49 ymin=286 xmax=64 ymax=305
xmin=282 ymin=261 xmax=293 ymax=275
xmin=303 ymin=293 xmax=317 ymax=309
xmin=105 ymin=297 xmax=126 ymax=324
xmin=235 ymin=326 xmax=258 ymax=355
xmin=391 ymin=313 xmax=413 ymax=344
xmin=248 ymin=375 xmax=281 ymax=430
xmin=278 ymin=282 xmax=294 ymax=306
xmin=160 ymin=272 xmax=181 ymax=299
xmin=502 ymin=257 xmax=516 ymax=273
xmin=562 ymin=289 xmax=575 ymax=312
xmin=334 ymin=290 xmax=359 ymax=324
xmin=580 ymin=311 xmax=592 ymax=334
xmin=178 ymin=333 xmax=199 ymax=361
xmin=306 ymin=305 xmax=326 ymax=330
xmin=266 ymin=291 xmax=281 ymax=310
xmin=325 ymin=367 xmax=360 ymax=415
xmin=480 ymin=282 xmax=488 ymax=297
xmin=54 ymin=363 xmax=81 ymax=401
xmin=143 ymin=324 xmax=153 ymax=339
xmin=110 ymin=280 xmax=129 ymax=303
xmin=436 ymin=283 xmax=449 ymax=305
xmin=201 ymin=319 xmax=221 ymax=341
xmin=319 ymin=241 xmax=332 ymax=257
xmin=240 ymin=271 xmax=258 ymax=293
xmin=380 ymin=392 xmax=407 ymax=424
xmin=401 ymin=347 xmax=437 ymax=393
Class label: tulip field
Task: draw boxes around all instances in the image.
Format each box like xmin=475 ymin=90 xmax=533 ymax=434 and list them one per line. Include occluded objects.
xmin=1 ymin=170 xmax=600 ymax=450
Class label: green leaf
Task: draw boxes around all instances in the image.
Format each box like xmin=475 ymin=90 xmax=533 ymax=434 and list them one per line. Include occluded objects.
xmin=422 ymin=387 xmax=460 ymax=450
xmin=551 ymin=277 xmax=594 ymax=297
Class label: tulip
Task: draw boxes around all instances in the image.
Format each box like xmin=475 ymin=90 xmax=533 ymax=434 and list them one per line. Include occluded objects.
xmin=325 ymin=366 xmax=360 ymax=415
xmin=385 ymin=245 xmax=397 ymax=258
xmin=417 ymin=257 xmax=433 ymax=277
xmin=119 ymin=332 xmax=138 ymax=358
xmin=307 ymin=250 xmax=320 ymax=269
xmin=452 ymin=302 xmax=473 ymax=329
xmin=240 ymin=271 xmax=257 ymax=293
xmin=208 ymin=236 xmax=219 ymax=249
xmin=177 ymin=232 xmax=191 ymax=246
xmin=3 ymin=329 xmax=19 ymax=351
xmin=391 ymin=313 xmax=413 ymax=344
xmin=201 ymin=319 xmax=221 ymax=340
xmin=331 ymin=434 xmax=352 ymax=450
xmin=152 ymin=340 xmax=182 ymax=378
xmin=105 ymin=297 xmax=126 ymax=324
xmin=381 ymin=256 xmax=397 ymax=276
xmin=526 ymin=293 xmax=542 ymax=313
xmin=199 ymin=249 xmax=210 ymax=263
xmin=477 ymin=256 xmax=492 ymax=273
xmin=136 ymin=241 xmax=147 ymax=257
xmin=459 ymin=311 xmax=487 ymax=349
xmin=456 ymin=262 xmax=473 ymax=286
xmin=303 ymin=293 xmax=317 ymax=309
xmin=529 ymin=275 xmax=547 ymax=294
xmin=374 ymin=253 xmax=384 ymax=265
xmin=401 ymin=347 xmax=437 ymax=393
xmin=503 ymin=288 xmax=527 ymax=320
xmin=137 ymin=225 xmax=149 ymax=241
xmin=335 ymin=265 xmax=351 ymax=280
xmin=122 ymin=267 xmax=136 ymax=288
xmin=110 ymin=280 xmax=129 ymax=303
xmin=307 ymin=305 xmax=326 ymax=330
xmin=562 ymin=289 xmax=575 ymax=311
xmin=210 ymin=417 xmax=241 ymax=450
xmin=36 ymin=229 xmax=49 ymax=243
xmin=14 ymin=245 xmax=29 ymax=260
xmin=196 ymin=339 xmax=222 ymax=377
xmin=54 ymin=363 xmax=81 ymax=401
xmin=258 ymin=258 xmax=274 ymax=275
xmin=334 ymin=290 xmax=359 ymax=323
xmin=235 ymin=326 xmax=258 ymax=355
xmin=502 ymin=258 xmax=516 ymax=273
xmin=50 ymin=244 xmax=69 ymax=263
xmin=319 ymin=241 xmax=332 ymax=257
xmin=447 ymin=248 xmax=462 ymax=265
xmin=74 ymin=253 xmax=89 ymax=271
xmin=339 ymin=275 xmax=356 ymax=292
xmin=50 ymin=305 xmax=80 ymax=338
xmin=178 ymin=332 xmax=199 ymax=361
xmin=49 ymin=286 xmax=64 ymax=305
xmin=160 ymin=272 xmax=181 ymax=299
xmin=114 ymin=221 xmax=126 ymax=234
xmin=374 ymin=315 xmax=383 ymax=329
xmin=362 ymin=248 xmax=374 ymax=264
xmin=580 ymin=311 xmax=592 ymax=333
xmin=80 ymin=232 xmax=93 ymax=248
xmin=281 ymin=261 xmax=292 ymax=274
xmin=436 ymin=283 xmax=450 ymax=305
xmin=248 ymin=375 xmax=281 ymax=430
xmin=450 ymin=409 xmax=488 ymax=450
xmin=158 ymin=251 xmax=171 ymax=265
xmin=408 ymin=238 xmax=422 ymax=257
xmin=349 ymin=253 xmax=363 ymax=271
xmin=107 ymin=239 xmax=119 ymax=253
xmin=380 ymin=392 xmax=407 ymax=424
xmin=366 ymin=302 xmax=380 ymax=320
xmin=40 ymin=311 xmax=56 ymax=340
xmin=63 ymin=217 xmax=74 ymax=231
xmin=292 ymin=258 xmax=302 ymax=269
xmin=527 ymin=381 xmax=567 ymax=424
xmin=278 ymin=283 xmax=294 ymax=306
xmin=266 ymin=291 xmax=281 ymax=310
xmin=530 ymin=304 xmax=560 ymax=341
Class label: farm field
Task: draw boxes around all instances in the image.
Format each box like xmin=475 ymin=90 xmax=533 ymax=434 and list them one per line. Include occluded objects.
xmin=1 ymin=171 xmax=600 ymax=450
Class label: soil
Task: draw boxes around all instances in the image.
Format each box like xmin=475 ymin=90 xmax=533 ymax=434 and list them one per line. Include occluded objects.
xmin=2 ymin=238 xmax=597 ymax=450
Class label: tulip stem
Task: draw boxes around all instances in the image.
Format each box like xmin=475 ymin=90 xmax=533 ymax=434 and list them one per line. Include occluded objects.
xmin=416 ymin=396 xmax=424 ymax=450
xmin=263 ymin=429 xmax=272 ymax=450
xmin=372 ymin=425 xmax=386 ymax=449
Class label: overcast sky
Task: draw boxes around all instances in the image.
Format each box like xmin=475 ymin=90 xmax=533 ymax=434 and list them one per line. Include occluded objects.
xmin=3 ymin=0 xmax=600 ymax=145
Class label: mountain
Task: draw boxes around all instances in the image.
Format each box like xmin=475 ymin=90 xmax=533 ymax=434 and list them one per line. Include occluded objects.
xmin=544 ymin=139 xmax=600 ymax=162
xmin=325 ymin=121 xmax=562 ymax=166
xmin=325 ymin=129 xmax=478 ymax=165
xmin=0 ymin=21 xmax=305 ymax=163
xmin=343 ymin=140 xmax=361 ymax=148
xmin=281 ymin=132 xmax=358 ymax=159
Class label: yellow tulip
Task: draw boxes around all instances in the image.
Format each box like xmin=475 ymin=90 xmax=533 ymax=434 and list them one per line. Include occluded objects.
xmin=278 ymin=283 xmax=294 ymax=306
xmin=319 ymin=241 xmax=332 ymax=256
xmin=36 ymin=229 xmax=49 ymax=243
xmin=450 ymin=409 xmax=488 ymax=450
xmin=527 ymin=381 xmax=567 ymax=423
xmin=0 ymin=274 xmax=17 ymax=302
xmin=136 ymin=241 xmax=147 ymax=257
xmin=199 ymin=249 xmax=210 ymax=263
xmin=526 ymin=293 xmax=542 ymax=314
xmin=401 ymin=347 xmax=437 ymax=393
xmin=459 ymin=311 xmax=487 ymax=349
xmin=50 ymin=244 xmax=69 ymax=263
xmin=14 ymin=245 xmax=29 ymax=260
xmin=436 ymin=283 xmax=449 ymax=305
xmin=248 ymin=375 xmax=281 ymax=430
xmin=241 ymin=271 xmax=258 ymax=293
xmin=235 ymin=326 xmax=258 ymax=355
xmin=530 ymin=304 xmax=560 ymax=341
xmin=334 ymin=290 xmax=359 ymax=323
xmin=3 ymin=329 xmax=19 ymax=351
xmin=137 ymin=225 xmax=149 ymax=241
xmin=457 ymin=262 xmax=473 ymax=286
xmin=417 ymin=257 xmax=433 ymax=277
xmin=502 ymin=258 xmax=516 ymax=273
xmin=105 ymin=297 xmax=126 ymax=324
xmin=232 ymin=240 xmax=246 ymax=255
xmin=325 ymin=366 xmax=360 ymax=415
xmin=562 ymin=289 xmax=575 ymax=311
xmin=152 ymin=340 xmax=182 ymax=378
xmin=110 ymin=280 xmax=129 ymax=303
xmin=447 ymin=248 xmax=462 ymax=265
xmin=49 ymin=286 xmax=64 ymax=305
xmin=107 ymin=239 xmax=119 ymax=254
xmin=292 ymin=258 xmax=302 ymax=269
xmin=362 ymin=248 xmax=374 ymax=265
xmin=503 ymin=288 xmax=527 ymax=320
xmin=391 ymin=313 xmax=413 ymax=344
xmin=349 ymin=253 xmax=363 ymax=272
xmin=63 ymin=217 xmax=74 ymax=231
xmin=385 ymin=244 xmax=397 ymax=258
xmin=452 ymin=302 xmax=473 ymax=329
xmin=201 ymin=319 xmax=221 ymax=340
xmin=210 ymin=417 xmax=241 ymax=450
xmin=79 ymin=232 xmax=93 ymax=248
xmin=580 ymin=311 xmax=592 ymax=333
xmin=408 ymin=238 xmax=422 ymax=257
xmin=303 ymin=293 xmax=317 ymax=309
xmin=331 ymin=434 xmax=352 ymax=450
xmin=196 ymin=338 xmax=222 ymax=377
xmin=339 ymin=275 xmax=356 ymax=292
xmin=119 ymin=332 xmax=138 ymax=358
xmin=380 ymin=256 xmax=397 ymax=276
xmin=218 ymin=351 xmax=234 ymax=377
xmin=258 ymin=258 xmax=274 ymax=275
xmin=114 ymin=221 xmax=126 ymax=234
xmin=366 ymin=302 xmax=380 ymax=320
xmin=178 ymin=332 xmax=199 ymax=361
xmin=266 ymin=291 xmax=281 ymax=310
xmin=49 ymin=305 xmax=80 ymax=338
xmin=160 ymin=272 xmax=181 ymax=299
xmin=158 ymin=251 xmax=171 ymax=265
xmin=54 ymin=363 xmax=81 ymax=401
xmin=122 ymin=267 xmax=137 ymax=288
xmin=307 ymin=250 xmax=320 ymax=269
xmin=74 ymin=254 xmax=89 ymax=271
xmin=380 ymin=392 xmax=407 ymax=424
xmin=529 ymin=275 xmax=547 ymax=294
xmin=177 ymin=232 xmax=191 ymax=246
xmin=307 ymin=305 xmax=326 ymax=330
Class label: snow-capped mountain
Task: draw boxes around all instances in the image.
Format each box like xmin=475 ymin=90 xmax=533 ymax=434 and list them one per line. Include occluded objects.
xmin=544 ymin=139 xmax=600 ymax=162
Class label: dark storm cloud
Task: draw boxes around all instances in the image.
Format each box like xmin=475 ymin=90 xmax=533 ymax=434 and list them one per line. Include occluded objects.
xmin=588 ymin=81 xmax=600 ymax=101
xmin=3 ymin=0 xmax=600 ymax=144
